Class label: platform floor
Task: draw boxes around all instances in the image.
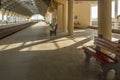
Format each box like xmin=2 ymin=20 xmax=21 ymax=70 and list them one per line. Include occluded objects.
xmin=0 ymin=22 xmax=120 ymax=80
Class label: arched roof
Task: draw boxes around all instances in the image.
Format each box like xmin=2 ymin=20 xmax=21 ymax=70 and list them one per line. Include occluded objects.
xmin=0 ymin=0 xmax=51 ymax=17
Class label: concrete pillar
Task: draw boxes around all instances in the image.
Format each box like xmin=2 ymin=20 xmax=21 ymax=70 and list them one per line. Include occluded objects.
xmin=7 ymin=11 xmax=12 ymax=23
xmin=63 ymin=0 xmax=68 ymax=32
xmin=23 ymin=16 xmax=26 ymax=22
xmin=5 ymin=10 xmax=10 ymax=22
xmin=11 ymin=12 xmax=16 ymax=23
xmin=16 ymin=13 xmax=20 ymax=23
xmin=114 ymin=0 xmax=118 ymax=29
xmin=26 ymin=16 xmax=30 ymax=22
xmin=14 ymin=13 xmax=18 ymax=23
xmin=18 ymin=14 xmax=22 ymax=22
xmin=1 ymin=9 xmax=5 ymax=22
xmin=55 ymin=9 xmax=58 ymax=25
xmin=98 ymin=0 xmax=113 ymax=56
xmin=57 ymin=5 xmax=64 ymax=31
xmin=19 ymin=14 xmax=21 ymax=22
xmin=22 ymin=16 xmax=25 ymax=22
xmin=10 ymin=12 xmax=13 ymax=23
xmin=45 ymin=12 xmax=52 ymax=24
xmin=115 ymin=0 xmax=118 ymax=18
xmin=17 ymin=14 xmax=21 ymax=23
xmin=51 ymin=11 xmax=53 ymax=24
xmin=24 ymin=16 xmax=26 ymax=22
xmin=7 ymin=11 xmax=11 ymax=23
xmin=20 ymin=15 xmax=23 ymax=22
xmin=52 ymin=9 xmax=57 ymax=25
xmin=22 ymin=15 xmax=25 ymax=22
xmin=98 ymin=0 xmax=112 ymax=40
xmin=0 ymin=10 xmax=2 ymax=20
xmin=68 ymin=0 xmax=74 ymax=35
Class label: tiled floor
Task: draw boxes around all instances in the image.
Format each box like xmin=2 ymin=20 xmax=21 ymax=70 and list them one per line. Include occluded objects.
xmin=0 ymin=22 xmax=120 ymax=80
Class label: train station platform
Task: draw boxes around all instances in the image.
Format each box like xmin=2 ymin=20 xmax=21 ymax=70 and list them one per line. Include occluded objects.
xmin=0 ymin=22 xmax=120 ymax=80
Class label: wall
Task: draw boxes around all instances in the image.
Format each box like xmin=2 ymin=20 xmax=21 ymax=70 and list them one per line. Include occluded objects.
xmin=74 ymin=2 xmax=91 ymax=28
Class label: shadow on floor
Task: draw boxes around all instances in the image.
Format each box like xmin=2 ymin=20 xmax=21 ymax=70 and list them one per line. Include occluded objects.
xmin=0 ymin=33 xmax=103 ymax=80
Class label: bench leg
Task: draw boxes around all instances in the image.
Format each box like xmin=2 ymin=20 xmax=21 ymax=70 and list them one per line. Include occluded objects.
xmin=115 ymin=56 xmax=120 ymax=80
xmin=115 ymin=56 xmax=120 ymax=62
xmin=101 ymin=64 xmax=113 ymax=80
xmin=84 ymin=51 xmax=92 ymax=63
xmin=101 ymin=62 xmax=120 ymax=80
xmin=114 ymin=64 xmax=120 ymax=80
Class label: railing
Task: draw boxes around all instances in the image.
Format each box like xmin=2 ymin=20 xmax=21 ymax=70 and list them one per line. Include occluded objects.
xmin=91 ymin=21 xmax=120 ymax=29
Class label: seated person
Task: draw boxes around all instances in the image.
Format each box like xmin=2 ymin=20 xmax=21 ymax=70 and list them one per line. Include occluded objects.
xmin=50 ymin=24 xmax=57 ymax=36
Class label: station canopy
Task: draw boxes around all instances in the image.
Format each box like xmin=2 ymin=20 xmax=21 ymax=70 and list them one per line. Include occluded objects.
xmin=0 ymin=0 xmax=51 ymax=17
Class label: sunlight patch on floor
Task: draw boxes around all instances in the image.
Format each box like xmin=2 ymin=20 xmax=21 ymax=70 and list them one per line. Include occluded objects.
xmin=74 ymin=29 xmax=86 ymax=32
xmin=31 ymin=22 xmax=49 ymax=28
xmin=19 ymin=36 xmax=91 ymax=51
xmin=0 ymin=42 xmax=23 ymax=51
xmin=33 ymin=39 xmax=48 ymax=43
xmin=20 ymin=43 xmax=58 ymax=51
xmin=82 ymin=40 xmax=94 ymax=46
xmin=24 ymin=39 xmax=48 ymax=45
xmin=73 ymin=36 xmax=91 ymax=42
xmin=0 ymin=45 xmax=9 ymax=51
xmin=24 ymin=41 xmax=34 ymax=45
xmin=53 ymin=37 xmax=76 ymax=48
xmin=77 ymin=39 xmax=94 ymax=49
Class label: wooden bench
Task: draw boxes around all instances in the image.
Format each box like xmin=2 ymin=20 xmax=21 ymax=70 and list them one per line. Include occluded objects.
xmin=50 ymin=24 xmax=57 ymax=36
xmin=82 ymin=37 xmax=120 ymax=79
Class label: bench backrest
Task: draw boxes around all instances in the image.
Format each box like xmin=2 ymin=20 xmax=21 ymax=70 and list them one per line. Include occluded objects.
xmin=94 ymin=37 xmax=120 ymax=56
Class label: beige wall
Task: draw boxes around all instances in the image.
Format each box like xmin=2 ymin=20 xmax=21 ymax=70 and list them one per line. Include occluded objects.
xmin=74 ymin=2 xmax=91 ymax=28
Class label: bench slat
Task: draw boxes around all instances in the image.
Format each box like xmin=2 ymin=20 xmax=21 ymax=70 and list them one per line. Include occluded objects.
xmin=83 ymin=47 xmax=119 ymax=64
xmin=94 ymin=42 xmax=120 ymax=56
xmin=95 ymin=37 xmax=120 ymax=47
xmin=95 ymin=37 xmax=120 ymax=56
